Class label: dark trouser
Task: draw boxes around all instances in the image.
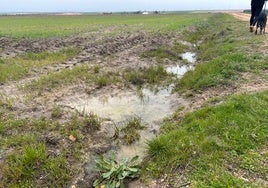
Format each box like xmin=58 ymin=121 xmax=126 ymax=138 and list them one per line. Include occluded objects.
xmin=250 ymin=6 xmax=263 ymax=26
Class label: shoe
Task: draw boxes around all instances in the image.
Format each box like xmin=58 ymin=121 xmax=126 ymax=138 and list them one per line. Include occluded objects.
xmin=250 ymin=26 xmax=254 ymax=32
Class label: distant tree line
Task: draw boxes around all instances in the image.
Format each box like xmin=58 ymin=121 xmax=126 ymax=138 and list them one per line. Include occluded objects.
xmin=118 ymin=11 xmax=160 ymax=15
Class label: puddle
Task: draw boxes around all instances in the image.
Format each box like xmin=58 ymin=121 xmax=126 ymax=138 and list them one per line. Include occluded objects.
xmin=181 ymin=52 xmax=196 ymax=63
xmin=166 ymin=65 xmax=193 ymax=78
xmin=64 ymin=86 xmax=186 ymax=159
xmin=166 ymin=52 xmax=196 ymax=77
xmin=69 ymin=87 xmax=174 ymax=123
xmin=64 ymin=51 xmax=196 ymax=161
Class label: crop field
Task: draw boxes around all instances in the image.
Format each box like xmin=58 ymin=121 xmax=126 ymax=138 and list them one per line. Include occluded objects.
xmin=0 ymin=14 xmax=206 ymax=38
xmin=0 ymin=13 xmax=267 ymax=187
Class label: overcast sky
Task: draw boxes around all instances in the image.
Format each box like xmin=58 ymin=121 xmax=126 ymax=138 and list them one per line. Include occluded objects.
xmin=0 ymin=0 xmax=251 ymax=13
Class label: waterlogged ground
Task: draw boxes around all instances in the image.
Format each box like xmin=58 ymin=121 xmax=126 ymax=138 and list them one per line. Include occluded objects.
xmin=1 ymin=13 xmax=267 ymax=187
xmin=0 ymin=14 xmax=203 ymax=187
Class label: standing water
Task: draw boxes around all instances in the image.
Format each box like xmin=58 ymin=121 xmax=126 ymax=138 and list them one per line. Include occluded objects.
xmin=166 ymin=52 xmax=196 ymax=78
xmin=66 ymin=52 xmax=196 ymax=160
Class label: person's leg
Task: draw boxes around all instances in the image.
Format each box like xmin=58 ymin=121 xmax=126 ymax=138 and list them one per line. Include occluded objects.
xmin=252 ymin=7 xmax=263 ymax=26
xmin=250 ymin=6 xmax=257 ymax=26
xmin=250 ymin=6 xmax=257 ymax=32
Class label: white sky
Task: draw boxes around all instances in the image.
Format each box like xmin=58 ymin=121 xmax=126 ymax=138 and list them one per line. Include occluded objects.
xmin=0 ymin=0 xmax=250 ymax=13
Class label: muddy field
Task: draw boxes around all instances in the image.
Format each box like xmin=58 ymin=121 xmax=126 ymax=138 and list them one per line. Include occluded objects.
xmin=1 ymin=13 xmax=268 ymax=187
xmin=0 ymin=21 xmax=198 ymax=186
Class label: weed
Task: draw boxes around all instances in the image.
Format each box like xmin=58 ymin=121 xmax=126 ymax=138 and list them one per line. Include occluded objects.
xmin=51 ymin=105 xmax=63 ymax=119
xmin=0 ymin=97 xmax=14 ymax=110
xmin=120 ymin=117 xmax=145 ymax=145
xmin=83 ymin=112 xmax=101 ymax=132
xmin=94 ymin=65 xmax=101 ymax=73
xmin=95 ymin=76 xmax=110 ymax=88
xmin=94 ymin=154 xmax=140 ymax=188
xmin=124 ymin=70 xmax=145 ymax=85
xmin=142 ymin=48 xmax=179 ymax=62
xmin=25 ymin=64 xmax=92 ymax=91
xmin=142 ymin=43 xmax=190 ymax=62
xmin=124 ymin=65 xmax=171 ymax=86
xmin=25 ymin=66 xmax=120 ymax=92
xmin=172 ymin=42 xmax=190 ymax=54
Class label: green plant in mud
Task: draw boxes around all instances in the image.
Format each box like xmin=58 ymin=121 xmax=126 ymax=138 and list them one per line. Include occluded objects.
xmin=172 ymin=42 xmax=190 ymax=54
xmin=141 ymin=47 xmax=179 ymax=62
xmin=93 ymin=65 xmax=101 ymax=73
xmin=26 ymin=63 xmax=171 ymax=93
xmin=94 ymin=154 xmax=140 ymax=188
xmin=141 ymin=43 xmax=190 ymax=63
xmin=0 ymin=48 xmax=79 ymax=83
xmin=120 ymin=117 xmax=145 ymax=145
xmin=25 ymin=65 xmax=119 ymax=92
xmin=124 ymin=65 xmax=171 ymax=86
xmin=82 ymin=112 xmax=101 ymax=132
xmin=25 ymin=64 xmax=92 ymax=92
xmin=94 ymin=75 xmax=110 ymax=88
xmin=51 ymin=105 xmax=63 ymax=119
xmin=0 ymin=97 xmax=14 ymax=111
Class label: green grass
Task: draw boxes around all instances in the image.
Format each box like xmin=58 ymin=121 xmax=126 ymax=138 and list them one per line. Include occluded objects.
xmin=124 ymin=65 xmax=172 ymax=86
xmin=0 ymin=48 xmax=78 ymax=83
xmin=144 ymin=91 xmax=268 ymax=187
xmin=120 ymin=117 xmax=145 ymax=145
xmin=24 ymin=64 xmax=173 ymax=93
xmin=24 ymin=65 xmax=120 ymax=92
xmin=2 ymin=144 xmax=73 ymax=187
xmin=178 ymin=54 xmax=251 ymax=91
xmin=51 ymin=105 xmax=63 ymax=119
xmin=0 ymin=14 xmax=210 ymax=39
xmin=142 ymin=13 xmax=268 ymax=187
xmin=176 ymin=13 xmax=267 ymax=92
xmin=0 ymin=111 xmax=102 ymax=187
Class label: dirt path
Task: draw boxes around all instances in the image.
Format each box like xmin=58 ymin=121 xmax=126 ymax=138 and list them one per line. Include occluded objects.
xmin=229 ymin=12 xmax=268 ymax=34
xmin=229 ymin=12 xmax=250 ymax=22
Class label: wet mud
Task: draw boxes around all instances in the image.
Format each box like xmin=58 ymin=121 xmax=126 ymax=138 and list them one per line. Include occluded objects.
xmin=0 ymin=31 xmax=196 ymax=187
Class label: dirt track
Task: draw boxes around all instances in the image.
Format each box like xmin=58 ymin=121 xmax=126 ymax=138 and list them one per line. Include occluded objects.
xmin=229 ymin=12 xmax=268 ymax=32
xmin=229 ymin=12 xmax=250 ymax=22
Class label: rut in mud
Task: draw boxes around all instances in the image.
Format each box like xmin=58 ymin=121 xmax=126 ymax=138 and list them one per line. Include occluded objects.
xmin=0 ymin=32 xmax=176 ymax=116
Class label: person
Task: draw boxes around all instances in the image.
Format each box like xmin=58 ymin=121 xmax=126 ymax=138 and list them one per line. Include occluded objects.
xmin=250 ymin=0 xmax=266 ymax=32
